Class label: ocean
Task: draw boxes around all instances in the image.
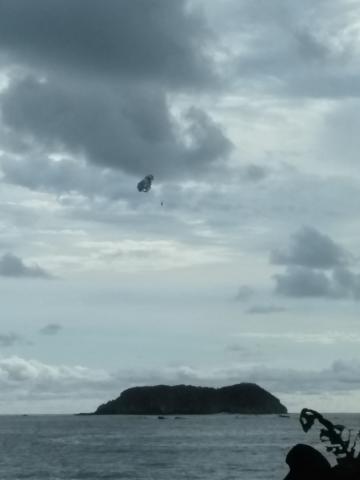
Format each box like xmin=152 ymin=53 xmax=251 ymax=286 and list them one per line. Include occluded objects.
xmin=0 ymin=413 xmax=359 ymax=479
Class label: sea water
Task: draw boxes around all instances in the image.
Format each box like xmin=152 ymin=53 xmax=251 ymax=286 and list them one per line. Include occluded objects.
xmin=0 ymin=413 xmax=359 ymax=480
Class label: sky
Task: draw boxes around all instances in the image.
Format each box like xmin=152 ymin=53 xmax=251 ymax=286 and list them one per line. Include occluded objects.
xmin=0 ymin=0 xmax=360 ymax=414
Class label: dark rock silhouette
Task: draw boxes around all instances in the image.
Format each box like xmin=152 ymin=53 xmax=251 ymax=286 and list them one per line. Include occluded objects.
xmin=283 ymin=409 xmax=360 ymax=480
xmin=94 ymin=383 xmax=287 ymax=415
xmin=284 ymin=443 xmax=331 ymax=479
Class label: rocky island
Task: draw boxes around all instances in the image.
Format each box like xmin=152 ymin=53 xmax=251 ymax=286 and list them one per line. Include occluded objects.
xmin=94 ymin=383 xmax=287 ymax=415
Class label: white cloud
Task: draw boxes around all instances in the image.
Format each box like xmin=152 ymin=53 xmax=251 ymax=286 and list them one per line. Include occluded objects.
xmin=0 ymin=356 xmax=111 ymax=392
xmin=0 ymin=356 xmax=359 ymax=413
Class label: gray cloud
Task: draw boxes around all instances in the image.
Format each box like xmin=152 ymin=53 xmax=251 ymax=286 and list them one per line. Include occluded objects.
xmin=39 ymin=323 xmax=63 ymax=336
xmin=0 ymin=253 xmax=51 ymax=278
xmin=235 ymin=285 xmax=254 ymax=301
xmin=1 ymin=354 xmax=360 ymax=412
xmin=270 ymin=227 xmax=360 ymax=300
xmin=271 ymin=226 xmax=348 ymax=269
xmin=4 ymin=355 xmax=358 ymax=399
xmin=274 ymin=267 xmax=332 ymax=298
xmin=0 ymin=332 xmax=23 ymax=347
xmin=274 ymin=266 xmax=360 ymax=300
xmin=221 ymin=0 xmax=360 ymax=99
xmin=0 ymin=0 xmax=215 ymax=88
xmin=0 ymin=76 xmax=232 ymax=179
xmin=0 ymin=1 xmax=232 ymax=187
xmin=0 ymin=153 xmax=133 ymax=201
xmin=242 ymin=164 xmax=269 ymax=182
xmin=318 ymin=100 xmax=360 ymax=169
xmin=109 ymin=360 xmax=360 ymax=396
xmin=332 ymin=267 xmax=360 ymax=300
xmin=239 ymin=360 xmax=360 ymax=395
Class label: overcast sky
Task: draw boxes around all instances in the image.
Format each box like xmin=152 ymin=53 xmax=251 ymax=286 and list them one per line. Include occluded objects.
xmin=0 ymin=0 xmax=360 ymax=414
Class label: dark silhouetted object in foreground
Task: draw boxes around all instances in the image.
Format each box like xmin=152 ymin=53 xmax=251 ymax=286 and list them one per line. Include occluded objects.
xmin=283 ymin=408 xmax=360 ymax=479
xmin=284 ymin=443 xmax=331 ymax=480
xmin=94 ymin=383 xmax=287 ymax=415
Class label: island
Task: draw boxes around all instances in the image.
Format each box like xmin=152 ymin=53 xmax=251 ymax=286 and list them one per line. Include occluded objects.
xmin=94 ymin=383 xmax=287 ymax=415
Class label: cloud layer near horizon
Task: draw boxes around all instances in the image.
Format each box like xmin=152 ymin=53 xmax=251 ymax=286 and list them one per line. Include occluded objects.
xmin=0 ymin=355 xmax=360 ymax=413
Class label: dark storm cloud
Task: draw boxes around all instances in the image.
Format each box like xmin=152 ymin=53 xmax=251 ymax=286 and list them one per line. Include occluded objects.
xmin=271 ymin=227 xmax=348 ymax=269
xmin=39 ymin=323 xmax=63 ymax=336
xmin=0 ymin=253 xmax=51 ymax=278
xmin=0 ymin=76 xmax=232 ymax=178
xmin=0 ymin=0 xmax=215 ymax=88
xmin=0 ymin=1 xmax=233 ymax=185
